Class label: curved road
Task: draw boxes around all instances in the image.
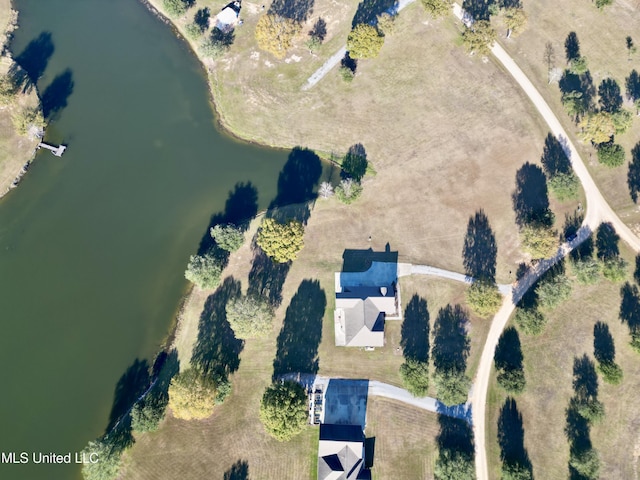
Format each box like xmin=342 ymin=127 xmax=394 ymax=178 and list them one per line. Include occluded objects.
xmin=449 ymin=4 xmax=640 ymax=479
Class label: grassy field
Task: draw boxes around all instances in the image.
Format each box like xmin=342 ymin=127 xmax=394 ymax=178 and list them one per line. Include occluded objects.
xmin=496 ymin=0 xmax=640 ymax=232
xmin=0 ymin=1 xmax=41 ymax=198
xmin=486 ymin=242 xmax=640 ymax=479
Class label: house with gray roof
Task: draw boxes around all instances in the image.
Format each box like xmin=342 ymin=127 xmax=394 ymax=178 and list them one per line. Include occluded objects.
xmin=318 ymin=424 xmax=371 ymax=480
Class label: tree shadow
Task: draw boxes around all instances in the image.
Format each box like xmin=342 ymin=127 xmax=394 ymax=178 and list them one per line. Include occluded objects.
xmin=352 ymin=0 xmax=398 ymax=27
xmin=565 ymin=399 xmax=593 ymax=479
xmin=462 ymin=209 xmax=497 ymax=282
xmin=619 ymin=282 xmax=640 ymax=332
xmin=598 ymin=78 xmax=622 ymax=114
xmin=628 ymin=143 xmax=640 ymax=203
xmin=572 ymin=354 xmax=599 ymax=403
xmin=341 ymin=246 xmax=398 ymax=273
xmin=194 ymin=7 xmax=210 ymax=29
xmin=565 ymin=32 xmax=580 ymax=63
xmin=462 ymin=0 xmax=496 ymax=21
xmin=14 ymin=31 xmax=54 ymax=84
xmin=146 ymin=348 xmax=180 ymax=412
xmin=41 ymin=68 xmax=74 ymax=119
xmin=559 ymin=70 xmax=595 ymax=111
xmin=500 ymin=0 xmax=522 ymax=8
xmin=593 ymin=322 xmax=615 ymax=365
xmin=268 ymin=0 xmax=315 ymax=22
xmin=436 ymin=414 xmax=475 ymax=457
xmin=541 ymin=133 xmax=572 ymax=177
xmin=497 ymin=398 xmax=533 ymax=475
xmin=247 ymin=249 xmax=290 ymax=307
xmin=310 ymin=18 xmax=327 ymax=42
xmin=272 ymin=279 xmax=326 ymax=379
xmin=197 ymin=182 xmax=258 ymax=255
xmin=626 ymin=70 xmax=640 ymax=103
xmin=635 ymin=254 xmax=640 ymax=284
xmin=400 ymin=294 xmax=430 ymax=362
xmin=494 ymin=327 xmax=523 ymax=371
xmin=595 ymin=222 xmax=619 ymax=261
xmin=512 ymin=162 xmax=553 ymax=227
xmin=267 ymin=146 xmax=322 ymax=224
xmin=432 ymin=305 xmax=470 ymax=373
xmin=341 ymin=52 xmax=357 ymax=74
xmin=224 ymin=459 xmax=249 ymax=480
xmin=191 ymin=277 xmax=244 ymax=381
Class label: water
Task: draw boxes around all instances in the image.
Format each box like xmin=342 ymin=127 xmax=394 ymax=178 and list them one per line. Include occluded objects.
xmin=0 ymin=1 xmax=290 ymax=478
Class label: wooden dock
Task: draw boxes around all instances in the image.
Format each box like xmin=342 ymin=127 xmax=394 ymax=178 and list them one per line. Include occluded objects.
xmin=38 ymin=142 xmax=66 ymax=157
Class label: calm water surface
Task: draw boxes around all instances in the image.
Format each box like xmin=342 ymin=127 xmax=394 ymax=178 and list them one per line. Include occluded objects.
xmin=0 ymin=1 xmax=289 ymax=478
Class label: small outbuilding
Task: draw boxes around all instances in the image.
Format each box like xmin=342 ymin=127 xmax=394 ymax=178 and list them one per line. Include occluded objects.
xmin=213 ymin=0 xmax=241 ymax=32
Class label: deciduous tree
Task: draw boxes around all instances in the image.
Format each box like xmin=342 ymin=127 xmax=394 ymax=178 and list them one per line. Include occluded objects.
xmin=211 ymin=224 xmax=244 ymax=252
xmin=465 ymin=281 xmax=502 ymax=318
xmin=400 ymin=358 xmax=430 ymax=396
xmin=184 ymin=253 xmax=223 ymax=289
xmin=226 ymin=295 xmax=274 ymax=339
xmin=420 ymin=0 xmax=452 ymax=18
xmin=168 ymin=369 xmax=218 ymax=420
xmin=255 ymin=14 xmax=300 ymax=59
xmin=596 ymin=142 xmax=625 ymax=167
xmin=347 ymin=24 xmax=384 ymax=59
xmin=503 ymin=7 xmax=527 ymax=37
xmin=259 ymin=381 xmax=308 ymax=441
xmin=256 ymin=218 xmax=305 ymax=263
xmin=461 ymin=20 xmax=496 ymax=56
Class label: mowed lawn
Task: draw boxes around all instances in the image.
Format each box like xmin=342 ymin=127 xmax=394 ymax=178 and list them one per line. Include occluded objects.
xmin=496 ymin=0 xmax=640 ymax=231
xmin=486 ymin=243 xmax=640 ymax=479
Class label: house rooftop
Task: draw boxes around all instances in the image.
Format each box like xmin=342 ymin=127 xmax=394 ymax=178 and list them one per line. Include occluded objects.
xmin=318 ymin=424 xmax=371 ymax=480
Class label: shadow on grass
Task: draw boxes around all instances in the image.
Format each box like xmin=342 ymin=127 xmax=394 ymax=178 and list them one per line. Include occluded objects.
xmin=267 ymin=146 xmax=322 ymax=224
xmin=247 ymin=249 xmax=290 ymax=307
xmin=146 ymin=348 xmax=179 ymax=409
xmin=341 ymin=246 xmax=398 ymax=273
xmin=268 ymin=0 xmax=314 ymax=22
xmin=462 ymin=209 xmax=497 ymax=282
xmin=598 ymin=78 xmax=623 ymax=114
xmin=273 ymin=279 xmax=326 ymax=379
xmin=432 ymin=305 xmax=470 ymax=373
xmin=401 ymin=294 xmax=430 ymax=363
xmin=635 ymin=254 xmax=640 ymax=284
xmin=224 ymin=459 xmax=249 ymax=480
xmin=565 ymin=32 xmax=580 ymax=63
xmin=42 ymin=68 xmax=74 ymax=120
xmin=497 ymin=398 xmax=533 ymax=476
xmin=620 ymin=282 xmax=640 ymax=333
xmin=593 ymin=322 xmax=615 ymax=365
xmin=494 ymin=327 xmax=523 ymax=371
xmin=595 ymin=222 xmax=619 ymax=261
xmin=512 ymin=162 xmax=553 ymax=227
xmin=573 ymin=355 xmax=599 ymax=402
xmin=541 ymin=133 xmax=572 ymax=177
xmin=191 ymin=277 xmax=243 ymax=381
xmin=197 ymin=182 xmax=259 ymax=255
xmin=14 ymin=31 xmax=54 ymax=84
xmin=194 ymin=7 xmax=210 ymax=30
xmin=352 ymin=0 xmax=398 ymax=27
xmin=462 ymin=0 xmax=496 ymax=21
xmin=436 ymin=414 xmax=475 ymax=456
xmin=627 ymin=143 xmax=640 ymax=203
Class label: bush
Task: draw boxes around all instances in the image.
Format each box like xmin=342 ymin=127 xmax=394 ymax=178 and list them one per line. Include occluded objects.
xmin=520 ymin=224 xmax=557 ymax=259
xmin=342 ymin=144 xmax=368 ymax=181
xmin=461 ymin=20 xmax=496 ymax=56
xmin=347 ymin=24 xmax=384 ymax=59
xmin=612 ymin=109 xmax=633 ymax=135
xmin=514 ymin=307 xmax=546 ymax=335
xmin=400 ymin=359 xmax=429 ymax=397
xmin=548 ymin=172 xmax=579 ymax=201
xmin=226 ymin=295 xmax=274 ymax=339
xmin=259 ymin=381 xmax=308 ymax=441
xmin=433 ymin=370 xmax=470 ymax=406
xmin=434 ymin=449 xmax=475 ymax=480
xmin=255 ymin=14 xmax=300 ymax=59
xmin=81 ymin=438 xmax=123 ymax=480
xmin=536 ymin=273 xmax=572 ymax=309
xmin=210 ymin=224 xmax=244 ymax=252
xmin=420 ymin=0 xmax=452 ymax=18
xmin=168 ymin=369 xmax=218 ymax=420
xmin=131 ymin=398 xmax=166 ymax=433
xmin=601 ymin=256 xmax=627 ymax=281
xmin=339 ymin=66 xmax=355 ymax=82
xmin=576 ymin=399 xmax=605 ymax=423
xmin=184 ymin=253 xmax=223 ymax=289
xmin=215 ymin=378 xmax=232 ymax=404
xmin=335 ymin=178 xmax=363 ymax=204
xmin=185 ymin=22 xmax=204 ymax=40
xmin=465 ymin=281 xmax=502 ymax=318
xmin=569 ymin=56 xmax=588 ymax=75
xmin=595 ymin=0 xmax=613 ymax=9
xmin=597 ymin=142 xmax=625 ymax=167
xmin=579 ymin=112 xmax=615 ymax=144
xmin=502 ymin=460 xmax=533 ymax=480
xmin=497 ymin=367 xmax=526 ymax=394
xmin=256 ymin=218 xmax=305 ymax=263
xmin=12 ymin=106 xmax=45 ymax=136
xmin=597 ymin=360 xmax=622 ymax=385
xmin=572 ymin=258 xmax=600 ymax=285
xmin=199 ymin=29 xmax=234 ymax=59
xmin=163 ymin=0 xmax=191 ymax=18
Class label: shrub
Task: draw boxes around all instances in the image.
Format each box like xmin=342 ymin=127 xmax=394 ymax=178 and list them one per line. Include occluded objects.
xmin=335 ymin=178 xmax=363 ymax=204
xmin=569 ymin=56 xmax=588 ymax=75
xmin=185 ymin=22 xmax=204 ymax=40
xmin=466 ymin=281 xmax=502 ymax=318
xmin=342 ymin=144 xmax=368 ymax=181
xmin=579 ymin=112 xmax=615 ymax=144
xmin=81 ymin=437 xmax=123 ymax=480
xmin=514 ymin=307 xmax=546 ymax=335
xmin=461 ymin=20 xmax=496 ymax=56
xmin=400 ymin=359 xmax=429 ymax=397
xmin=168 ymin=369 xmax=217 ymax=420
xmin=184 ymin=253 xmax=223 ymax=289
xmin=131 ymin=397 xmax=166 ymax=433
xmin=502 ymin=460 xmax=533 ymax=480
xmin=256 ymin=218 xmax=305 ymax=263
xmin=572 ymin=258 xmax=601 ymax=285
xmin=199 ymin=29 xmax=234 ymax=59
xmin=433 ymin=369 xmax=470 ymax=406
xmin=597 ymin=360 xmax=622 ymax=385
xmin=520 ymin=224 xmax=557 ymax=259
xmin=497 ymin=368 xmax=526 ymax=394
xmin=339 ymin=66 xmax=355 ymax=82
xmin=255 ymin=14 xmax=300 ymax=59
xmin=12 ymin=106 xmax=45 ymax=136
xmin=210 ymin=224 xmax=244 ymax=252
xmin=576 ymin=399 xmax=605 ymax=423
xmin=226 ymin=295 xmax=274 ymax=339
xmin=215 ymin=378 xmax=232 ymax=403
xmin=259 ymin=381 xmax=308 ymax=441
xmin=548 ymin=172 xmax=579 ymax=201
xmin=318 ymin=181 xmax=334 ymax=199
xmin=347 ymin=24 xmax=384 ymax=59
xmin=612 ymin=109 xmax=633 ymax=134
xmin=597 ymin=142 xmax=625 ymax=167
xmin=163 ymin=0 xmax=191 ymax=18
xmin=601 ymin=256 xmax=627 ymax=281
xmin=595 ymin=0 xmax=613 ymax=9
xmin=420 ymin=0 xmax=452 ymax=18
xmin=536 ymin=273 xmax=572 ymax=309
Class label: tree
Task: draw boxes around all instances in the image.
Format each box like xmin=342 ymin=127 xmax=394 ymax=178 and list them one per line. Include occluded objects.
xmin=569 ymin=56 xmax=589 ymax=75
xmin=465 ymin=281 xmax=502 ymax=318
xmin=81 ymin=437 xmax=123 ymax=480
xmin=597 ymin=360 xmax=622 ymax=385
xmin=520 ymin=224 xmax=557 ymax=259
xmin=612 ymin=109 xmax=633 ymax=134
xmin=131 ymin=398 xmax=166 ymax=433
xmin=211 ymin=224 xmax=244 ymax=252
xmin=255 ymin=14 xmax=300 ymax=59
xmin=318 ymin=181 xmax=334 ymax=199
xmin=571 ymin=258 xmax=600 ymax=284
xmin=342 ymin=143 xmax=368 ymax=181
xmin=259 ymin=381 xmax=308 ymax=441
xmin=548 ymin=172 xmax=579 ymax=201
xmin=503 ymin=7 xmax=527 ymax=38
xmin=256 ymin=218 xmax=304 ymax=263
xmin=502 ymin=460 xmax=533 ymax=480
xmin=561 ymin=90 xmax=588 ymax=121
xmin=421 ymin=0 xmax=452 ymax=18
xmin=602 ymin=256 xmax=627 ymax=281
xmin=433 ymin=369 xmax=470 ymax=406
xmin=598 ymin=78 xmax=623 ymax=113
xmin=163 ymin=0 xmax=192 ymax=18
xmin=514 ymin=307 xmax=546 ymax=335
xmin=535 ymin=273 xmax=572 ymax=309
xmin=461 ymin=20 xmax=496 ymax=56
xmin=347 ymin=24 xmax=384 ymax=59
xmin=335 ymin=178 xmax=363 ymax=204
xmin=434 ymin=449 xmax=475 ymax=480
xmin=596 ymin=142 xmax=625 ymax=167
xmin=400 ymin=358 xmax=430 ymax=396
xmin=225 ymin=294 xmax=274 ymax=339
xmin=570 ymin=447 xmax=600 ymax=479
xmin=579 ymin=112 xmax=615 ymax=144
xmin=497 ymin=368 xmax=526 ymax=394
xmin=184 ymin=253 xmax=223 ymax=289
xmin=0 ymin=74 xmax=17 ymax=106
xmin=168 ymin=369 xmax=218 ymax=420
